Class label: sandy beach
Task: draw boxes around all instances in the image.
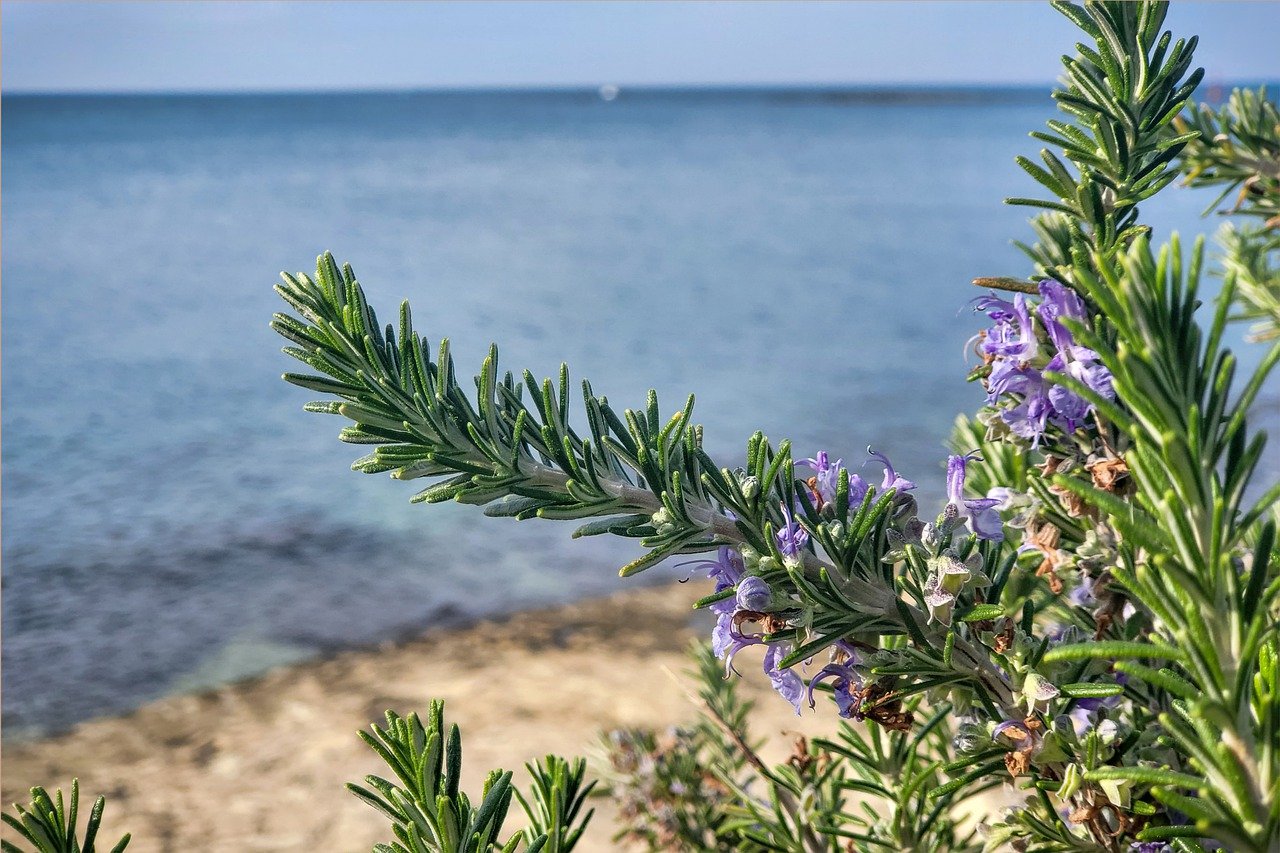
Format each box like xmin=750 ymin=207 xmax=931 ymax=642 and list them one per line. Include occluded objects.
xmin=2 ymin=582 xmax=834 ymax=851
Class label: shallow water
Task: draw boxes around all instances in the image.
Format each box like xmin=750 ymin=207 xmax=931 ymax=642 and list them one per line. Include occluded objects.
xmin=2 ymin=88 xmax=1269 ymax=736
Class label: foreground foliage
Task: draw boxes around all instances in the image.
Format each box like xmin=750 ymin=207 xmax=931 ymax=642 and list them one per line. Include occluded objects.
xmin=348 ymin=702 xmax=594 ymax=853
xmin=2 ymin=782 xmax=129 ymax=853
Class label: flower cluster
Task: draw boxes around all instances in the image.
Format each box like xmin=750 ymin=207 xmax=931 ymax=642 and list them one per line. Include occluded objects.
xmin=973 ymin=280 xmax=1115 ymax=446
xmin=698 ymin=449 xmax=1015 ymax=719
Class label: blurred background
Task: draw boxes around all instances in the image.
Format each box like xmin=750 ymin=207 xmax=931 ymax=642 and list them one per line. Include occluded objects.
xmin=4 ymin=1 xmax=1280 ymax=742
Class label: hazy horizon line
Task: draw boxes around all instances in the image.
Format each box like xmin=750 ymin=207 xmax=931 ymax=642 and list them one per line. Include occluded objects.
xmin=6 ymin=77 xmax=1272 ymax=100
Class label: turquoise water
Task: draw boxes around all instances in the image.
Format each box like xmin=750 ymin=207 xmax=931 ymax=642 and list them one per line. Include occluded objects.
xmin=1 ymin=88 xmax=1261 ymax=736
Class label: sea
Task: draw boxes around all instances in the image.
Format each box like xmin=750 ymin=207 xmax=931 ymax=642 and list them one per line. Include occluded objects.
xmin=3 ymin=87 xmax=1273 ymax=738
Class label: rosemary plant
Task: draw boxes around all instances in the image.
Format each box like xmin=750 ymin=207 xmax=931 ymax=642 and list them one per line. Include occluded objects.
xmin=267 ymin=2 xmax=1280 ymax=850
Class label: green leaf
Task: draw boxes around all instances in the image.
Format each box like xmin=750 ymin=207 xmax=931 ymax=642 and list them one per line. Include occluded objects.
xmin=1085 ymin=765 xmax=1205 ymax=790
xmin=959 ymin=604 xmax=1005 ymax=623
xmin=1059 ymin=682 xmax=1125 ymax=698
xmin=1041 ymin=641 xmax=1186 ymax=664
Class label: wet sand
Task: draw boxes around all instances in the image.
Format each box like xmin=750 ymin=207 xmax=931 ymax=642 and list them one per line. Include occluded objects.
xmin=2 ymin=583 xmax=833 ymax=851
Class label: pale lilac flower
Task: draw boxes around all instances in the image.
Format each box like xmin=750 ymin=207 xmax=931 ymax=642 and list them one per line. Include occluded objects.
xmin=1067 ymin=574 xmax=1098 ymax=608
xmin=764 ymin=643 xmax=806 ymax=715
xmin=946 ymin=452 xmax=1004 ymax=541
xmin=710 ymin=608 xmax=735 ymax=660
xmin=797 ymin=451 xmax=871 ymax=508
xmin=867 ymin=449 xmax=916 ymax=493
xmin=1069 ymin=705 xmax=1093 ymax=736
xmin=846 ymin=473 xmax=870 ymax=507
xmin=797 ymin=451 xmax=842 ymax=505
xmin=1037 ymin=279 xmax=1087 ymax=351
xmin=972 ymin=282 xmax=1114 ymax=446
xmin=986 ymin=359 xmax=1043 ymax=404
xmin=972 ymin=293 xmax=1018 ymax=323
xmin=1045 ymin=346 xmax=1115 ymax=433
xmin=723 ymin=621 xmax=763 ymax=674
xmin=986 ymin=487 xmax=1016 ymax=510
xmin=1001 ymin=392 xmax=1054 ymax=446
xmin=689 ymin=547 xmax=744 ymax=593
xmin=776 ymin=502 xmax=809 ymax=557
xmin=806 ymin=663 xmax=862 ymax=717
xmin=686 ymin=548 xmax=744 ymax=659
xmin=980 ymin=294 xmax=1038 ymax=361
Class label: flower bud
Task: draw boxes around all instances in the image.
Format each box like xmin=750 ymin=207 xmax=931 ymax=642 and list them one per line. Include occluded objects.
xmin=735 ymin=576 xmax=773 ymax=612
xmin=1096 ymin=718 xmax=1119 ymax=745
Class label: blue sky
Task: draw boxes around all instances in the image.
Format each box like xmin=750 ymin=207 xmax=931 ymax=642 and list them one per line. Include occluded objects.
xmin=5 ymin=1 xmax=1278 ymax=93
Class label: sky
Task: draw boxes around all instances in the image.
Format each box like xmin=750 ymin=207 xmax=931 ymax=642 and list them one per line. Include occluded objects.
xmin=4 ymin=1 xmax=1279 ymax=94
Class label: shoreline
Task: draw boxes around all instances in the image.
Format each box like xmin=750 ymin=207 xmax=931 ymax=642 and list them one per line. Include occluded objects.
xmin=1 ymin=582 xmax=832 ymax=851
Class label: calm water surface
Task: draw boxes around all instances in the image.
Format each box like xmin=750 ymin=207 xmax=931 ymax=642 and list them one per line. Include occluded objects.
xmin=2 ymin=89 xmax=1267 ymax=736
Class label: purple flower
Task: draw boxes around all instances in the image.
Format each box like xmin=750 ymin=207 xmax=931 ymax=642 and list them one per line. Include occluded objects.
xmin=1045 ymin=347 xmax=1115 ymax=433
xmin=807 ymin=663 xmax=862 ymax=717
xmin=867 ymin=449 xmax=916 ymax=493
xmin=689 ymin=547 xmax=744 ymax=593
xmin=797 ymin=451 xmax=842 ymax=506
xmin=735 ymin=576 xmax=773 ymax=612
xmin=945 ymin=453 xmax=1004 ymax=541
xmin=686 ymin=548 xmax=744 ymax=659
xmin=776 ymin=502 xmax=810 ymax=557
xmin=711 ymin=608 xmax=734 ymax=659
xmin=846 ymin=473 xmax=870 ymax=507
xmin=972 ymin=293 xmax=1018 ymax=323
xmin=1001 ymin=391 xmax=1054 ymax=446
xmin=1037 ymin=280 xmax=1087 ymax=352
xmin=986 ymin=358 xmax=1044 ymax=404
xmin=723 ymin=620 xmax=763 ymax=674
xmin=764 ymin=643 xmax=806 ymax=715
xmin=979 ymin=294 xmax=1038 ymax=361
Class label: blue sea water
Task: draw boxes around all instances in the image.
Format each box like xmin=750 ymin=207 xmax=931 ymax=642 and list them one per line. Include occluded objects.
xmin=2 ymin=88 xmax=1269 ymax=737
